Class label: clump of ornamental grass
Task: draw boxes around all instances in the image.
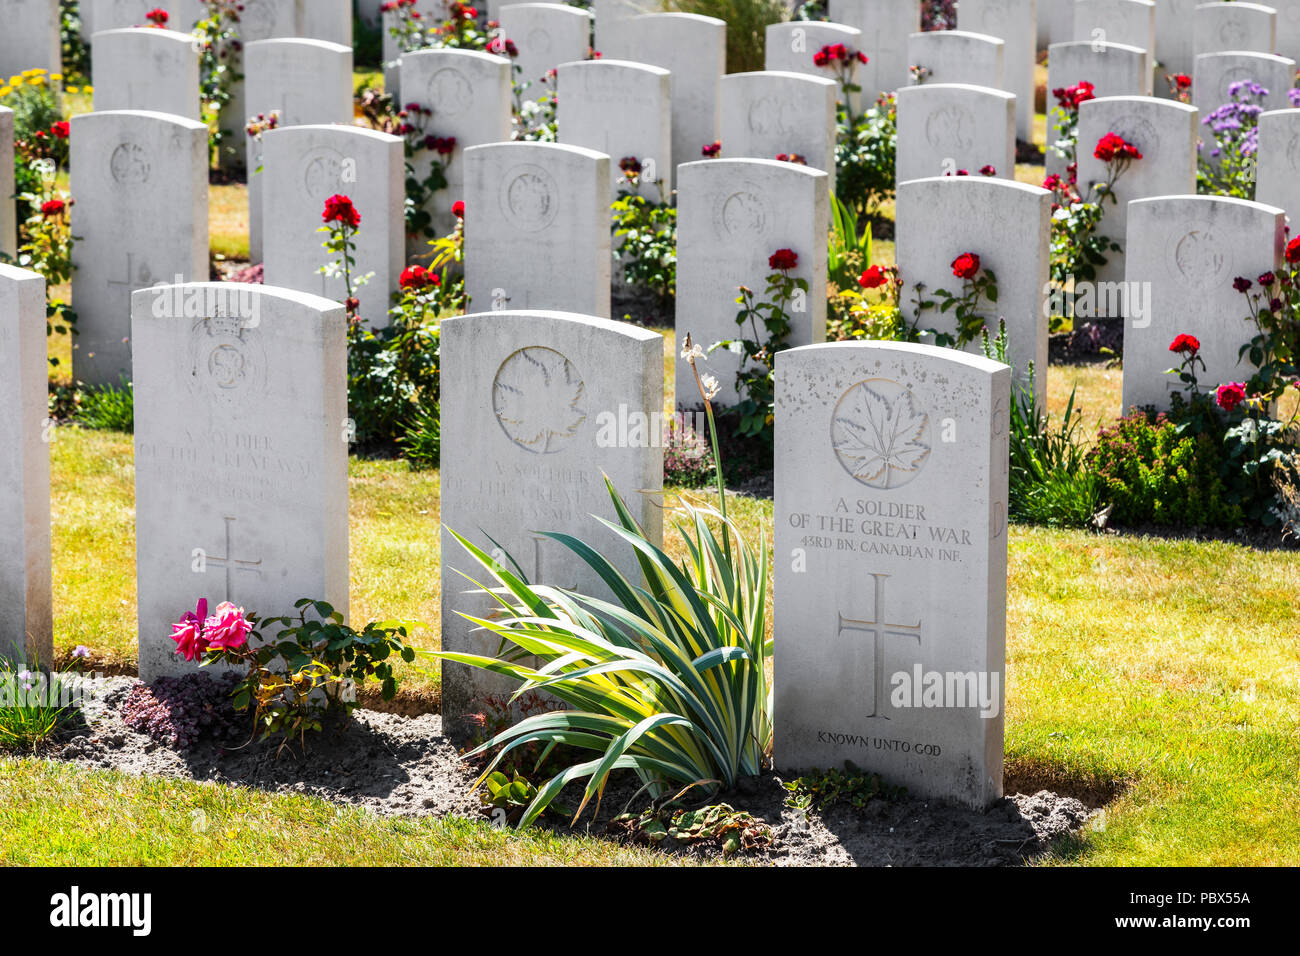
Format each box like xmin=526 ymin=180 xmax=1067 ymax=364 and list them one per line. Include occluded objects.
xmin=0 ymin=665 xmax=81 ymax=750
xmin=436 ymin=334 xmax=772 ymax=827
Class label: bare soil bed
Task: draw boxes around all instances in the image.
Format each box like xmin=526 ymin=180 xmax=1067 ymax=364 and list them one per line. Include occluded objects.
xmin=46 ymin=677 xmax=1095 ymax=867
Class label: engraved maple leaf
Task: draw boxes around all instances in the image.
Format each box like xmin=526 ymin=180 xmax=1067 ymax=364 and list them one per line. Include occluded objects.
xmin=494 ymin=348 xmax=587 ymax=454
xmin=832 ymin=383 xmax=931 ymax=487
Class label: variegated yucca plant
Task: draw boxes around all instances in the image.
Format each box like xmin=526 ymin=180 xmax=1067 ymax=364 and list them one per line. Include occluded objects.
xmin=437 ymin=335 xmax=772 ymax=828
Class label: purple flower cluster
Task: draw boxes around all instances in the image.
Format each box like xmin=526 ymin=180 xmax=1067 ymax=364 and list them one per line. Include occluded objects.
xmin=120 ymin=672 xmax=240 ymax=749
xmin=1201 ymin=81 xmax=1268 ymax=157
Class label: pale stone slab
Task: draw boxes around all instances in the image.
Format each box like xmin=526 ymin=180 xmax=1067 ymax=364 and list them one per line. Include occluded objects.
xmin=719 ymin=71 xmax=838 ymax=174
xmin=220 ymin=0 xmax=301 ymax=170
xmin=598 ymin=13 xmax=726 ymax=173
xmin=132 ymin=283 xmax=349 ymax=681
xmin=1047 ymin=40 xmax=1154 ymax=173
xmin=1076 ymin=95 xmax=1199 ymax=287
xmin=764 ymin=21 xmax=864 ymax=116
xmin=439 ymin=310 xmax=663 ymax=742
xmin=0 ymin=264 xmax=52 ymax=669
xmin=1255 ymin=108 xmax=1300 ymax=225
xmin=906 ymin=30 xmax=1006 ymax=90
xmin=1155 ymin=0 xmax=1200 ymax=97
xmin=261 ymin=125 xmax=405 ymax=330
xmin=1038 ymin=0 xmax=1075 ymax=49
xmin=773 ymin=340 xmax=1010 ymax=809
xmin=299 ymin=0 xmax=352 ymax=45
xmin=591 ymin=0 xmax=656 ymax=46
xmin=675 ymin=158 xmax=829 ymax=409
xmin=895 ymin=176 xmax=1050 ymax=398
xmin=1193 ymin=50 xmax=1297 ymax=116
xmin=70 ymin=110 xmax=209 ymax=387
xmin=0 ymin=0 xmax=61 ymax=77
xmin=91 ymin=28 xmax=202 ymax=121
xmin=1278 ymin=0 xmax=1300 ymax=66
xmin=1194 ymin=1 xmax=1277 ymax=57
xmin=1123 ymin=195 xmax=1285 ymax=413
xmin=895 ymin=83 xmax=1016 ymax=184
xmin=498 ymin=2 xmax=592 ymax=101
xmin=828 ymin=0 xmax=922 ymax=97
xmin=87 ymin=0 xmax=207 ymax=32
xmin=382 ymin=0 xmax=444 ymax=102
xmin=244 ymin=38 xmax=354 ymax=264
xmin=556 ymin=58 xmax=673 ymax=197
xmin=0 ymin=107 xmax=13 ymax=262
xmin=463 ymin=142 xmax=611 ymax=318
xmin=959 ymin=0 xmax=1037 ymax=139
xmin=402 ymin=48 xmax=513 ymax=244
xmin=1073 ymin=0 xmax=1156 ymax=91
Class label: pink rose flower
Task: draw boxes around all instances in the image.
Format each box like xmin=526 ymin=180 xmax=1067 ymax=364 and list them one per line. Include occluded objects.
xmin=204 ymin=602 xmax=252 ymax=651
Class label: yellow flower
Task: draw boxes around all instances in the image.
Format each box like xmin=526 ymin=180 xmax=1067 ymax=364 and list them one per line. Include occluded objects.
xmin=27 ymin=76 xmax=46 ymax=86
xmin=7 ymin=76 xmax=20 ymax=87
xmin=65 ymin=86 xmax=79 ymax=94
xmin=83 ymin=84 xmax=94 ymax=93
xmin=50 ymin=73 xmax=62 ymax=81
xmin=0 ymin=87 xmax=10 ymax=98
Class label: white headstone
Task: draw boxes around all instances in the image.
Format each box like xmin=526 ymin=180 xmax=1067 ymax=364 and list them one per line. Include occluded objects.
xmin=1073 ymin=0 xmax=1157 ymax=56
xmin=1278 ymin=0 xmax=1300 ymax=67
xmin=261 ymin=125 xmax=405 ymax=330
xmin=599 ymin=13 xmax=726 ymax=173
xmin=299 ymin=0 xmax=352 ymax=45
xmin=764 ymin=21 xmax=864 ymax=116
xmin=1047 ymin=40 xmax=1154 ymax=174
xmin=1076 ymin=95 xmax=1199 ymax=288
xmin=91 ymin=28 xmax=202 ymax=120
xmin=1193 ymin=50 xmax=1297 ymax=115
xmin=0 ymin=107 xmax=14 ymax=261
xmin=381 ymin=0 xmax=444 ymax=102
xmin=1194 ymin=1 xmax=1278 ymax=57
xmin=0 ymin=0 xmax=61 ymax=77
xmin=675 ymin=158 xmax=829 ymax=409
xmin=1151 ymin=0 xmax=1199 ymax=99
xmin=895 ymin=83 xmax=1016 ymax=184
xmin=401 ymin=48 xmax=513 ymax=245
xmin=906 ymin=29 xmax=1006 ymax=90
xmin=439 ymin=309 xmax=663 ymax=742
xmin=1255 ymin=107 xmax=1300 ymax=224
xmin=773 ymin=339 xmax=1010 ymax=809
xmin=719 ymin=71 xmax=839 ymax=174
xmin=220 ymin=0 xmax=301 ymax=170
xmin=70 ymin=110 xmax=209 ymax=387
xmin=1123 ymin=195 xmax=1285 ymax=413
xmin=591 ymin=0 xmax=656 ymax=47
xmin=556 ymin=58 xmax=673 ymax=197
xmin=0 ymin=264 xmax=52 ymax=669
xmin=1038 ymin=0 xmax=1075 ymax=49
xmin=132 ymin=283 xmax=349 ymax=682
xmin=498 ymin=2 xmax=592 ymax=101
xmin=829 ymin=0 xmax=922 ymax=97
xmin=463 ymin=142 xmax=611 ymax=318
xmin=244 ymin=38 xmax=354 ymax=264
xmin=958 ymin=0 xmax=1037 ymax=139
xmin=87 ymin=0 xmax=207 ymax=32
xmin=895 ymin=176 xmax=1050 ymax=397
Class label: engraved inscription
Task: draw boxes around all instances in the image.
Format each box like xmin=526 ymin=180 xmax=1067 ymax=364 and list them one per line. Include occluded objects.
xmin=746 ymin=94 xmax=797 ymax=138
xmin=427 ymin=67 xmax=474 ymax=116
xmin=301 ymin=147 xmax=346 ymax=200
xmin=110 ymin=142 xmax=151 ymax=187
xmin=1109 ymin=113 xmax=1158 ymax=157
xmin=499 ymin=164 xmax=559 ymax=232
xmin=187 ymin=316 xmax=267 ymax=407
xmin=492 ymin=347 xmax=587 ymax=454
xmin=712 ymin=185 xmax=772 ymax=240
xmin=831 ymin=379 xmax=932 ymax=489
xmin=1169 ymin=222 xmax=1229 ymax=289
xmin=924 ymin=104 xmax=975 ymax=152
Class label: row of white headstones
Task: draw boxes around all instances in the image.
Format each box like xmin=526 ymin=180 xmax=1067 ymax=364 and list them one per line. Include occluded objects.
xmin=0 ymin=0 xmax=1294 ymax=807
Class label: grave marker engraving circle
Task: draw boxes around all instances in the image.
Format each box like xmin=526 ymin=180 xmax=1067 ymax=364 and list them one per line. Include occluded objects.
xmin=1219 ymin=19 xmax=1248 ymax=49
xmin=300 ymin=147 xmax=345 ymax=200
xmin=187 ymin=317 xmax=267 ymax=408
xmin=830 ymin=378 xmax=932 ymax=489
xmin=1110 ymin=113 xmax=1159 ymax=155
xmin=499 ymin=163 xmax=559 ymax=231
xmin=747 ymin=94 xmax=796 ymax=138
xmin=924 ymin=104 xmax=975 ymax=151
xmin=427 ymin=67 xmax=474 ymax=116
xmin=110 ymin=142 xmax=151 ymax=188
xmin=527 ymin=28 xmax=553 ymax=55
xmin=243 ymin=0 xmax=278 ymax=36
xmin=1168 ymin=221 xmax=1229 ymax=289
xmin=492 ymin=346 xmax=588 ymax=454
xmin=1217 ymin=66 xmax=1257 ymax=104
xmin=712 ymin=183 xmax=773 ymax=240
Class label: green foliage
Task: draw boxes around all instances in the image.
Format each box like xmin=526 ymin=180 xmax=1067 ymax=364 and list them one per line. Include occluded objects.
xmin=3 ymin=80 xmax=62 ymax=142
xmin=0 ymin=666 xmax=78 ymax=750
xmin=666 ymin=0 xmax=786 ymax=74
xmin=782 ymin=764 xmax=902 ymax=813
xmin=194 ymin=1 xmax=243 ymax=161
xmin=983 ymin=327 xmax=1099 ymax=528
xmin=835 ymin=93 xmax=896 ymax=219
xmin=611 ymin=182 xmax=677 ymax=308
xmin=214 ymin=600 xmax=418 ymax=753
xmin=480 ymin=771 xmax=542 ymax=825
xmin=1088 ymin=407 xmax=1244 ymax=529
xmin=912 ymin=262 xmax=999 ymax=350
xmin=435 ymin=476 xmax=772 ymax=828
xmin=76 ymin=379 xmax=135 ymax=433
xmin=398 ymin=402 xmax=441 ymax=471
xmin=826 ymin=190 xmax=872 ymax=294
xmin=611 ymin=803 xmax=773 ymax=856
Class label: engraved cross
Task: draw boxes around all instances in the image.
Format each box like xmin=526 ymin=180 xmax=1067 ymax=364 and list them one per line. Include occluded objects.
xmin=206 ymin=516 xmax=264 ymax=604
xmin=838 ymin=572 xmax=922 ymax=720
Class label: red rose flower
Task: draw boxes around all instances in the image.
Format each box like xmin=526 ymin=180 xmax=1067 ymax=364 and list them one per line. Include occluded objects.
xmin=702 ymin=140 xmax=721 ymax=157
xmin=451 ymin=199 xmax=465 ymax=218
xmin=979 ymin=164 xmax=997 ymax=176
xmin=856 ymin=51 xmax=869 ymax=64
xmin=769 ymin=248 xmax=798 ymax=271
xmin=400 ymin=265 xmax=439 ymax=290
xmin=322 ymin=194 xmax=361 ymax=229
xmin=1043 ymin=174 xmax=1064 ymax=191
xmin=50 ymin=120 xmax=69 ymax=139
xmin=1175 ymin=74 xmax=1191 ymax=89
xmin=1286 ymin=236 xmax=1300 ymax=263
xmin=1259 ymin=271 xmax=1276 ymax=285
xmin=812 ymin=49 xmax=829 ymax=67
xmin=41 ymin=198 xmax=64 ymax=218
xmin=1216 ymin=381 xmax=1246 ymax=412
xmin=858 ymin=265 xmax=888 ymax=289
xmin=951 ymin=252 xmax=980 ymax=280
xmin=1094 ymin=132 xmax=1142 ymax=162
xmin=1233 ymin=276 xmax=1252 ymax=293
xmin=1168 ymin=334 xmax=1200 ymax=354
xmin=146 ymin=8 xmax=168 ymax=25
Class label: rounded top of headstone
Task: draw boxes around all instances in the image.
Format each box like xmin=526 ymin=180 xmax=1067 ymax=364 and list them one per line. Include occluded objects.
xmin=1128 ymin=193 xmax=1286 ymax=219
xmin=244 ymin=37 xmax=352 ymax=55
xmin=895 ymin=82 xmax=1017 ymax=102
xmin=70 ymin=109 xmax=208 ymax=134
xmin=90 ymin=26 xmax=198 ymax=45
xmin=1048 ymin=39 xmax=1149 ymax=55
xmin=555 ymin=58 xmax=671 ymax=78
xmin=445 ymin=310 xmax=661 ymax=345
xmin=1080 ymin=94 xmax=1198 ymax=116
xmin=625 ymin=11 xmax=726 ymax=29
xmin=262 ymin=124 xmax=404 ymax=148
xmin=499 ymin=2 xmax=592 ymax=18
xmin=909 ymin=29 xmax=1006 ymax=46
xmin=765 ymin=20 xmax=861 ymax=40
xmin=898 ymin=174 xmax=1051 ymax=200
xmin=723 ymin=70 xmax=839 ymax=90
